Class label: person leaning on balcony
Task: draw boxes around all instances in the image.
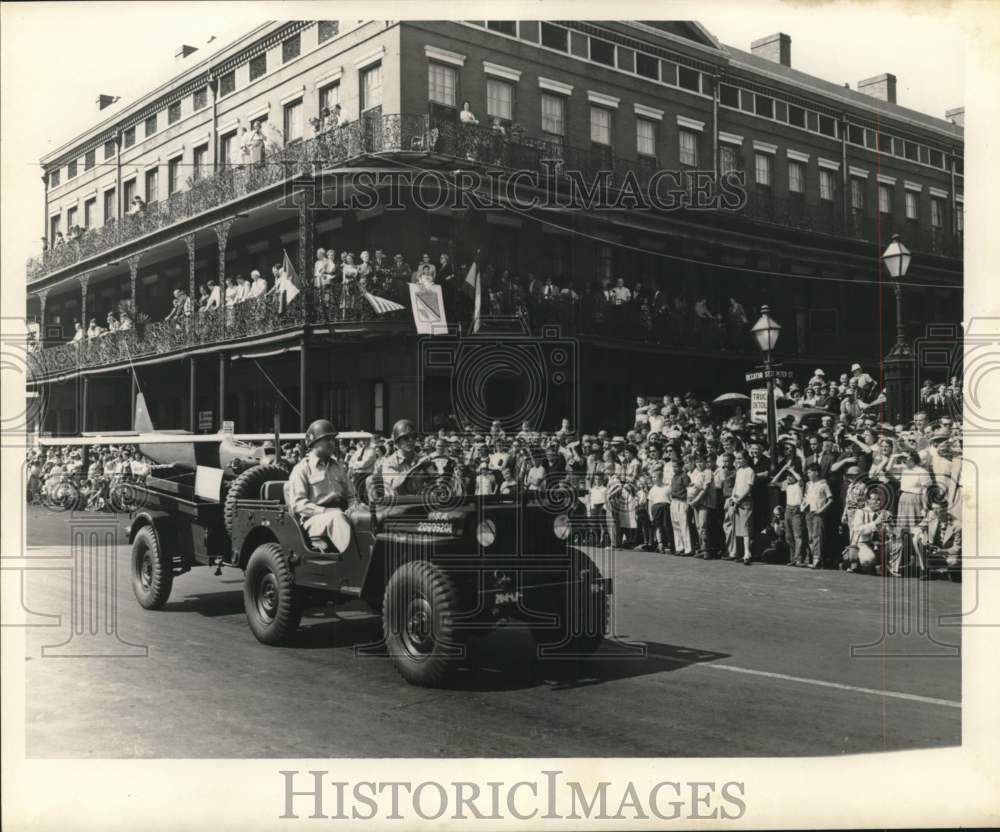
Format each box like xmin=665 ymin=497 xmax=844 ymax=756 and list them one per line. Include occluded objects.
xmin=224 ymin=278 xmax=237 ymax=307
xmin=119 ymin=311 xmax=133 ymax=331
xmin=313 ymin=248 xmax=328 ymax=287
xmin=233 ymin=275 xmax=249 ymax=303
xmin=55 ymin=231 xmax=66 ymax=247
xmin=323 ymin=249 xmax=339 ymax=283
xmin=106 ymin=312 xmax=120 ymax=333
xmin=248 ymin=270 xmax=268 ymax=299
xmin=324 ymin=104 xmax=342 ymax=132
xmin=131 ymin=195 xmax=146 ymax=213
xmin=205 ymin=280 xmax=222 ymax=312
xmin=459 ymin=101 xmax=479 ymax=126
xmin=72 ymin=321 xmax=84 ymax=342
xmin=248 ymin=122 xmax=266 ymax=165
xmin=238 ymin=127 xmax=252 ymax=168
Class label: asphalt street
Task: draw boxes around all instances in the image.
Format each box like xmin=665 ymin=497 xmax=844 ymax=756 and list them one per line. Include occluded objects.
xmin=22 ymin=506 xmax=961 ymax=757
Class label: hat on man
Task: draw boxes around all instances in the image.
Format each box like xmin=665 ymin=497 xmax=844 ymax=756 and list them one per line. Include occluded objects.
xmin=813 ymin=368 xmax=826 ymax=378
xmin=851 ymin=363 xmax=863 ymax=373
xmin=611 ymin=435 xmax=626 ymax=444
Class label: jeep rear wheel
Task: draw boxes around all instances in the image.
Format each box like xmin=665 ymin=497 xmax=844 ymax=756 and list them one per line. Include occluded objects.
xmin=131 ymin=526 xmax=173 ymax=610
xmin=244 ymin=543 xmax=301 ymax=645
xmin=383 ymin=560 xmax=463 ymax=687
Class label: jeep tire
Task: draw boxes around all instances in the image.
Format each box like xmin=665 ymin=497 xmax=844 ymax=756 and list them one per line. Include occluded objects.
xmin=244 ymin=542 xmax=301 ymax=645
xmin=131 ymin=525 xmax=174 ymax=610
xmin=383 ymin=560 xmax=463 ymax=687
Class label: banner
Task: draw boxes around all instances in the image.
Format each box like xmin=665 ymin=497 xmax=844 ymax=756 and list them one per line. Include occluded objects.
xmin=409 ymin=283 xmax=449 ymax=334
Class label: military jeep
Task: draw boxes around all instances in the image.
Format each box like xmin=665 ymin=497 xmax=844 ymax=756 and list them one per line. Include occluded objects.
xmin=127 ymin=463 xmax=611 ymax=686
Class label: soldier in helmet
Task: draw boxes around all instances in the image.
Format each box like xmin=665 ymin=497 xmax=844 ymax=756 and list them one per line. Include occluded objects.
xmin=285 ymin=419 xmax=359 ymax=550
xmin=375 ymin=419 xmax=434 ymax=498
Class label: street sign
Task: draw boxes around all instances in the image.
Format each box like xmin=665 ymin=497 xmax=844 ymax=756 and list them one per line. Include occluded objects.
xmin=750 ymin=389 xmax=768 ymax=424
xmin=745 ymin=368 xmax=794 ymax=383
xmin=221 ymin=420 xmax=235 ymax=434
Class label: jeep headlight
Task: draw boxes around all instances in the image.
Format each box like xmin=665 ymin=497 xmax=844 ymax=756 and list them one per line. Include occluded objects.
xmin=476 ymin=519 xmax=497 ymax=547
xmin=553 ymin=514 xmax=571 ymax=540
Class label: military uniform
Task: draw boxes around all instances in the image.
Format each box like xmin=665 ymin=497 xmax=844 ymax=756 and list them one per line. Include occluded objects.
xmin=286 ymin=450 xmax=357 ymax=549
xmin=377 ymin=449 xmax=426 ymax=497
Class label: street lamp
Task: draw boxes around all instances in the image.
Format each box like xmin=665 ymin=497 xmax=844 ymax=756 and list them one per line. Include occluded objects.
xmin=881 ymin=234 xmax=912 ymax=356
xmin=751 ymin=305 xmax=781 ymax=474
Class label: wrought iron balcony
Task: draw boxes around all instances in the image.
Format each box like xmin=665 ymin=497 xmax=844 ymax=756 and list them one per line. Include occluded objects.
xmin=27 ymin=114 xmax=431 ymax=282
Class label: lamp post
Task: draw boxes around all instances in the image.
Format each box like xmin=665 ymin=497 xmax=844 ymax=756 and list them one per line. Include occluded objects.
xmin=881 ymin=233 xmax=912 ymax=357
xmin=751 ymin=305 xmax=781 ymax=475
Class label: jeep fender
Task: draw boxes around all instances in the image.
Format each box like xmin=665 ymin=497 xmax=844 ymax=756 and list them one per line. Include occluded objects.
xmin=126 ymin=510 xmax=178 ymax=560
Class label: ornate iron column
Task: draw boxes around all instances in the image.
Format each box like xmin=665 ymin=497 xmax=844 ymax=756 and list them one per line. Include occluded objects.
xmin=37 ymin=290 xmax=48 ymax=348
xmin=296 ymin=180 xmax=315 ymax=323
xmin=127 ymin=253 xmax=142 ymax=319
xmin=214 ymin=219 xmax=233 ymax=340
xmin=78 ymin=272 xmax=90 ymax=330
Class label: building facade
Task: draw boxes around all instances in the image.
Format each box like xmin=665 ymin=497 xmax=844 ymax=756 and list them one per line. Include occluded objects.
xmin=26 ymin=19 xmax=964 ymax=434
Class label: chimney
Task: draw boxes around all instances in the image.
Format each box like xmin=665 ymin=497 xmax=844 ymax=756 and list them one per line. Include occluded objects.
xmin=750 ymin=33 xmax=791 ymax=67
xmin=96 ymin=94 xmax=119 ymax=110
xmin=945 ymin=107 xmax=964 ymax=127
xmin=857 ymin=73 xmax=897 ymax=104
xmin=175 ymin=44 xmax=198 ymax=61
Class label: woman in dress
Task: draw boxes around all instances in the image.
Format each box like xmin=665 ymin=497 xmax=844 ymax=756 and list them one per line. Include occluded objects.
xmin=895 ymin=449 xmax=933 ymax=574
xmin=340 ymin=253 xmax=359 ymax=318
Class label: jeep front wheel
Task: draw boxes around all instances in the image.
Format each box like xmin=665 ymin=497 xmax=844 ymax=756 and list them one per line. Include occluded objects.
xmin=131 ymin=526 xmax=173 ymax=610
xmin=383 ymin=560 xmax=463 ymax=687
xmin=244 ymin=543 xmax=301 ymax=645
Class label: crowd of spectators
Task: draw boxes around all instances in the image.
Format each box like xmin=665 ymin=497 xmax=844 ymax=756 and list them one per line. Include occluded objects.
xmin=305 ymin=361 xmax=963 ymax=580
xmin=27 ymin=445 xmax=152 ymax=512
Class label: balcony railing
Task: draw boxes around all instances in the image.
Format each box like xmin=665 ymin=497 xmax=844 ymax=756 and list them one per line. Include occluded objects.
xmin=29 ymin=277 xmax=888 ymax=381
xmin=27 ymin=114 xmax=431 ymax=282
xmin=29 ymin=112 xmax=963 ymax=283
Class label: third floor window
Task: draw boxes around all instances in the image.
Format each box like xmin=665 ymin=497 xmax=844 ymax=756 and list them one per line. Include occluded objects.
xmin=590 ymin=106 xmax=612 ymax=146
xmin=754 ymin=152 xmax=772 ymax=187
xmin=850 ymin=179 xmax=865 ymax=211
xmin=84 ymin=149 xmax=95 ymax=171
xmin=428 ymin=62 xmax=457 ymax=107
xmin=168 ymin=101 xmax=181 ymax=124
xmin=67 ymin=160 xmax=77 ymax=179
xmin=878 ymin=184 xmax=893 ymax=213
xmin=678 ymin=130 xmax=698 ymax=167
xmin=486 ymin=78 xmax=513 ymax=121
xmin=819 ymin=169 xmax=835 ymax=201
xmin=361 ymin=63 xmax=382 ymax=111
xmin=788 ymin=161 xmax=804 ymax=193
xmin=636 ymin=118 xmax=656 ymax=157
xmin=931 ymin=197 xmax=944 ymax=228
xmin=124 ymin=126 xmax=136 ymax=148
xmin=145 ymin=114 xmax=157 ymax=138
xmin=541 ymin=93 xmax=565 ymax=139
xmin=104 ymin=139 xmax=116 ymax=160
xmin=193 ymin=87 xmax=208 ymax=110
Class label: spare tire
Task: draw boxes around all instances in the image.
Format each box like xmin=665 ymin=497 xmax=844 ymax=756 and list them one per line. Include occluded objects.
xmin=223 ymin=463 xmax=289 ymax=535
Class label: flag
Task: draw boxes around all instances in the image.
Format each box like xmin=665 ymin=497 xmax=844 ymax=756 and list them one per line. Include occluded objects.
xmin=464 ymin=258 xmax=481 ymax=334
xmin=278 ymin=249 xmax=301 ymax=312
xmin=364 ymin=292 xmax=405 ymax=315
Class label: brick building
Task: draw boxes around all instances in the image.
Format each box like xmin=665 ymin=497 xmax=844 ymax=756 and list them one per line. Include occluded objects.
xmin=26 ymin=20 xmax=963 ymax=434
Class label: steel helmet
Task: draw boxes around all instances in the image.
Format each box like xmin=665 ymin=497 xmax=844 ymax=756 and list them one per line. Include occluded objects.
xmin=305 ymin=419 xmax=338 ymax=448
xmin=391 ymin=419 xmax=417 ymax=442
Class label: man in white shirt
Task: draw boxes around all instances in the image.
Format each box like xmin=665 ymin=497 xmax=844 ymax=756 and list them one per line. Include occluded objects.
xmin=647 ymin=467 xmax=673 ymax=554
xmin=802 ymin=463 xmax=833 ymax=569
